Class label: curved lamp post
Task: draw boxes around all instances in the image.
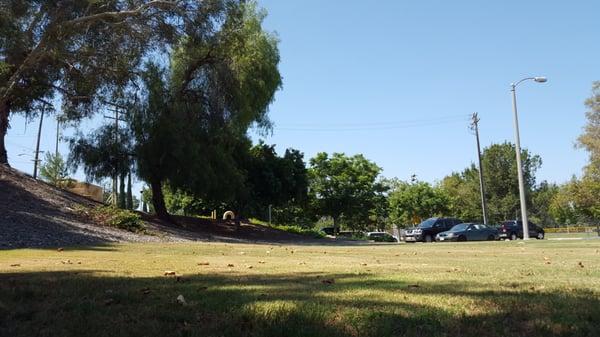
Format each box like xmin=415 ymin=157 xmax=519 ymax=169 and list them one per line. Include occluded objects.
xmin=510 ymin=76 xmax=547 ymax=240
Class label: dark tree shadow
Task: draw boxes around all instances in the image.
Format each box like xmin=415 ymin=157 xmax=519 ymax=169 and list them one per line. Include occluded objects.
xmin=1 ymin=270 xmax=598 ymax=337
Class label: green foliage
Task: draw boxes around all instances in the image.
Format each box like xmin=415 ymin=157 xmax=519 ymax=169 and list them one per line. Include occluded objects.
xmin=530 ymin=181 xmax=559 ymax=226
xmin=88 ymin=206 xmax=144 ymax=233
xmin=439 ymin=142 xmax=542 ymax=224
xmin=578 ymin=81 xmax=600 ymax=171
xmin=550 ymin=170 xmax=600 ymax=226
xmin=39 ymin=153 xmax=71 ymax=187
xmin=308 ymin=152 xmax=383 ymax=231
xmin=482 ymin=142 xmax=541 ymax=222
xmin=68 ymin=125 xmax=133 ymax=183
xmin=439 ymin=167 xmax=481 ymax=222
xmin=549 ymin=178 xmax=580 ymax=225
xmin=238 ymin=141 xmax=309 ymax=220
xmin=269 ymin=224 xmax=325 ymax=239
xmin=131 ymin=3 xmax=281 ymax=218
xmin=389 ymin=180 xmax=448 ymax=226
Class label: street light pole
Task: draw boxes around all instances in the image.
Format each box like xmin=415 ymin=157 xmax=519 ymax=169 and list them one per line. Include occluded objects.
xmin=510 ymin=76 xmax=547 ymax=240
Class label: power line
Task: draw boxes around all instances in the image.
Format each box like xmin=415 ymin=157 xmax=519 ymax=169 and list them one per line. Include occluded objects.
xmin=276 ymin=116 xmax=470 ymax=132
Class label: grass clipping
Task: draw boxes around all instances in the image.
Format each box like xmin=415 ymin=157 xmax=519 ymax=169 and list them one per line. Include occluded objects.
xmin=79 ymin=205 xmax=145 ymax=233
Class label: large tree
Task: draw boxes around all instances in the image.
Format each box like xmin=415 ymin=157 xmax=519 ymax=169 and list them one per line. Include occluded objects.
xmin=0 ymin=0 xmax=232 ymax=165
xmin=131 ymin=2 xmax=281 ymax=220
xmin=308 ymin=152 xmax=383 ymax=232
xmin=388 ymin=180 xmax=448 ymax=227
xmin=440 ymin=142 xmax=542 ymax=224
xmin=240 ymin=142 xmax=308 ymax=219
xmin=578 ymin=81 xmax=600 ymax=170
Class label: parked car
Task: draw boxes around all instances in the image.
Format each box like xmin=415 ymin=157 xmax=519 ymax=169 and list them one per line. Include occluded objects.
xmin=403 ymin=217 xmax=463 ymax=243
xmin=435 ymin=223 xmax=499 ymax=242
xmin=498 ymin=220 xmax=545 ymax=240
xmin=367 ymin=232 xmax=398 ymax=242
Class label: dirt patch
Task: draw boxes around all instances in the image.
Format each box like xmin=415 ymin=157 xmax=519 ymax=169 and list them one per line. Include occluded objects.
xmin=0 ymin=165 xmax=326 ymax=249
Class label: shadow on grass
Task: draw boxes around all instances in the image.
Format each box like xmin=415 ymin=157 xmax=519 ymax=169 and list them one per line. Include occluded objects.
xmin=1 ymin=270 xmax=598 ymax=337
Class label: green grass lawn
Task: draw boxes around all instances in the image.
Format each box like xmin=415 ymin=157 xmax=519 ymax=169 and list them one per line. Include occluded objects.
xmin=1 ymin=240 xmax=600 ymax=337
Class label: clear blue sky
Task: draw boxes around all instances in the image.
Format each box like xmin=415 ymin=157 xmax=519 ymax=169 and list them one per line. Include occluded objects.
xmin=6 ymin=0 xmax=600 ymax=195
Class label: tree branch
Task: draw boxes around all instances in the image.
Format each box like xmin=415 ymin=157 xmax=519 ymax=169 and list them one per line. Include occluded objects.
xmin=64 ymin=1 xmax=181 ymax=26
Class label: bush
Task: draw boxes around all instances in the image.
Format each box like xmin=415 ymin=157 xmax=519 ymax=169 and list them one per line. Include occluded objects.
xmin=268 ymin=223 xmax=325 ymax=239
xmin=85 ymin=206 xmax=145 ymax=233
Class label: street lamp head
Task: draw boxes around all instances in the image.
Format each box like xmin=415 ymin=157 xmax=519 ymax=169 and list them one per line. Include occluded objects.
xmin=534 ymin=77 xmax=548 ymax=83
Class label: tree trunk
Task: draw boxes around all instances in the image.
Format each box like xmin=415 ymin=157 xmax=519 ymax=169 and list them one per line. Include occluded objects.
xmin=126 ymin=171 xmax=133 ymax=210
xmin=333 ymin=216 xmax=339 ymax=236
xmin=150 ymin=179 xmax=171 ymax=222
xmin=118 ymin=172 xmax=126 ymax=209
xmin=0 ymin=99 xmax=10 ymax=165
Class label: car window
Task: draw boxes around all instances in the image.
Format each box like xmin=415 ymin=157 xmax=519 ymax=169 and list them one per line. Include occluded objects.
xmin=418 ymin=218 xmax=437 ymax=228
xmin=450 ymin=223 xmax=469 ymax=231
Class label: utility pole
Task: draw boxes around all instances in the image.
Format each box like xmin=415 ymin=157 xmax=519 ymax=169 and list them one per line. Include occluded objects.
xmin=470 ymin=112 xmax=488 ymax=225
xmin=55 ymin=115 xmax=60 ymax=157
xmin=33 ymin=106 xmax=45 ymax=179
xmin=104 ymin=105 xmax=126 ymax=206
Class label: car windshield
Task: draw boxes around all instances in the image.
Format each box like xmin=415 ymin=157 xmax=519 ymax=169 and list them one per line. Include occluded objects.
xmin=450 ymin=224 xmax=471 ymax=231
xmin=417 ymin=218 xmax=437 ymax=228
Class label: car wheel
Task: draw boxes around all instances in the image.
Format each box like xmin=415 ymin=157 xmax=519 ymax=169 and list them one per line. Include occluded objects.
xmin=536 ymin=232 xmax=544 ymax=240
xmin=510 ymin=233 xmax=518 ymax=240
xmin=424 ymin=235 xmax=433 ymax=243
xmin=458 ymin=235 xmax=467 ymax=242
xmin=487 ymin=235 xmax=495 ymax=241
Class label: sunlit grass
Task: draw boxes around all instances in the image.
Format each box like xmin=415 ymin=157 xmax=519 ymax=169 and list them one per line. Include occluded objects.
xmin=1 ymin=240 xmax=600 ymax=337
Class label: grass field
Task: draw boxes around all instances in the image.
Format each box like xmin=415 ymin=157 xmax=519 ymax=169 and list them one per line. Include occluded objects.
xmin=2 ymin=240 xmax=600 ymax=337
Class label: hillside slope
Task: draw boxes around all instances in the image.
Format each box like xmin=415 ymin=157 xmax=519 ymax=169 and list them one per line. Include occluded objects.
xmin=0 ymin=165 xmax=315 ymax=249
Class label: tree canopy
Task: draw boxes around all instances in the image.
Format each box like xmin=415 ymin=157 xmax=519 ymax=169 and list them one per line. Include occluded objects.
xmin=308 ymin=152 xmax=383 ymax=232
xmin=389 ymin=180 xmax=448 ymax=226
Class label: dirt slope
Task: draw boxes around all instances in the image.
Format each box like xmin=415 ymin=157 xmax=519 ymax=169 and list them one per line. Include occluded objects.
xmin=0 ymin=165 xmax=316 ymax=249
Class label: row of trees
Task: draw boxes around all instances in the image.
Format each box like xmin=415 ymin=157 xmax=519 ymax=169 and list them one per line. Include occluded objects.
xmin=3 ymin=2 xmax=599 ymax=229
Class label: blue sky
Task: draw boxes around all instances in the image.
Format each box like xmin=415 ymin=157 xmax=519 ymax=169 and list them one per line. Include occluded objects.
xmin=6 ymin=0 xmax=600 ymax=195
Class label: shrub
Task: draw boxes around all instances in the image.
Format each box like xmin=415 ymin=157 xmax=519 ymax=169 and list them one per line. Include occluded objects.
xmin=269 ymin=224 xmax=325 ymax=239
xmin=85 ymin=206 xmax=145 ymax=233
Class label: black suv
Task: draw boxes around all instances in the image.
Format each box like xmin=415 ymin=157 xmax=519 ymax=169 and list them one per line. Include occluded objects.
xmin=403 ymin=217 xmax=463 ymax=243
xmin=498 ymin=220 xmax=545 ymax=240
